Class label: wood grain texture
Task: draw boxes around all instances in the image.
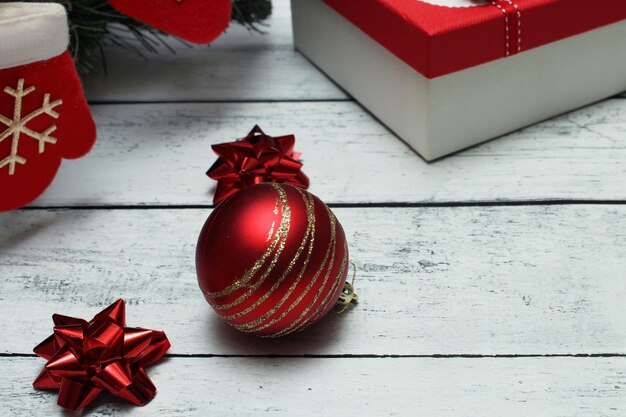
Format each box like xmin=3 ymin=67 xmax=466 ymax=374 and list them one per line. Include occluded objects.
xmin=2 ymin=356 xmax=625 ymax=416
xmin=82 ymin=0 xmax=347 ymax=102
xmin=1 ymin=0 xmax=625 ymax=413
xmin=81 ymin=0 xmax=625 ymax=104
xmin=29 ymin=99 xmax=626 ymax=207
xmin=1 ymin=206 xmax=624 ymax=355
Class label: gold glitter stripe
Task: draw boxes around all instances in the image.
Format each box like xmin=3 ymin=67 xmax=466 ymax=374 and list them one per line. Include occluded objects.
xmin=279 ymin=222 xmax=348 ymax=338
xmin=204 ymin=183 xmax=290 ymax=301
xmin=269 ymin=207 xmax=342 ymax=337
xmin=270 ymin=209 xmax=338 ymax=337
xmin=266 ymin=221 xmax=276 ymax=242
xmin=208 ymin=184 xmax=290 ymax=309
xmin=225 ymin=190 xmax=314 ymax=322
xmin=274 ymin=244 xmax=347 ymax=338
xmin=282 ymin=241 xmax=349 ymax=337
xmin=234 ymin=190 xmax=322 ymax=332
xmin=309 ymin=243 xmax=349 ymax=322
xmin=229 ymin=188 xmax=317 ymax=327
xmin=255 ymin=200 xmax=338 ymax=335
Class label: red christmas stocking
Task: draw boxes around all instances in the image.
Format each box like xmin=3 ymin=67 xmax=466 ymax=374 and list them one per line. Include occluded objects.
xmin=0 ymin=3 xmax=96 ymax=211
xmin=108 ymin=0 xmax=232 ymax=44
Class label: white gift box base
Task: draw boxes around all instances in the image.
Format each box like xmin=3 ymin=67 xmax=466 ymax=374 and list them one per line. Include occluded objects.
xmin=291 ymin=0 xmax=626 ymax=161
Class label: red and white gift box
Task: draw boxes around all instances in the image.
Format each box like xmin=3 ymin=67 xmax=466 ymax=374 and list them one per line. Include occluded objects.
xmin=292 ymin=0 xmax=626 ymax=160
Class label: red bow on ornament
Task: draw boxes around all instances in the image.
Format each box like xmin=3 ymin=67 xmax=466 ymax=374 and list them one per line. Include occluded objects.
xmin=33 ymin=299 xmax=170 ymax=412
xmin=207 ymin=125 xmax=310 ymax=204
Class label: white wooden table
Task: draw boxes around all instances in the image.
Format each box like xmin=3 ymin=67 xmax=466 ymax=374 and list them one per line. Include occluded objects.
xmin=1 ymin=1 xmax=625 ymax=415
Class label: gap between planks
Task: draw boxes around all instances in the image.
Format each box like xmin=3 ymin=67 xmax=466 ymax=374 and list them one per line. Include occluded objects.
xmin=2 ymin=353 xmax=625 ymax=359
xmin=88 ymin=98 xmax=355 ymax=105
xmin=86 ymin=96 xmax=625 ymax=106
xmin=17 ymin=200 xmax=626 ymax=211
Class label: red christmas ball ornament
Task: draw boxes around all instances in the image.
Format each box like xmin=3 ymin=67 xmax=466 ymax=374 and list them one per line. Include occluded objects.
xmin=196 ymin=183 xmax=353 ymax=337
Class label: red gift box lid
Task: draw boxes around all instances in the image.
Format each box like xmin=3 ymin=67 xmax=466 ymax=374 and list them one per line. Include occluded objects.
xmin=322 ymin=0 xmax=626 ymax=78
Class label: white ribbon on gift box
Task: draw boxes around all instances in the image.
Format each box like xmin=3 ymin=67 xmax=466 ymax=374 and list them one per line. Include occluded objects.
xmin=0 ymin=3 xmax=69 ymax=70
xmin=418 ymin=0 xmax=487 ymax=7
xmin=419 ymin=0 xmax=523 ymax=56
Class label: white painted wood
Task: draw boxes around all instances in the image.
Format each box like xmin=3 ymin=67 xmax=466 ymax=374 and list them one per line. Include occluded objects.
xmin=1 ymin=206 xmax=624 ymax=355
xmin=2 ymin=356 xmax=625 ymax=416
xmin=1 ymin=0 xmax=623 ymax=413
xmin=30 ymin=99 xmax=626 ymax=207
xmin=82 ymin=0 xmax=347 ymax=102
xmin=83 ymin=45 xmax=346 ymax=102
xmin=80 ymin=0 xmax=625 ymax=105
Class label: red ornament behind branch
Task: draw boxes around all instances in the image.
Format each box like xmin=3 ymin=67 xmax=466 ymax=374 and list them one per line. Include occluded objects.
xmin=207 ymin=125 xmax=310 ymax=204
xmin=33 ymin=299 xmax=171 ymax=412
xmin=108 ymin=0 xmax=232 ymax=44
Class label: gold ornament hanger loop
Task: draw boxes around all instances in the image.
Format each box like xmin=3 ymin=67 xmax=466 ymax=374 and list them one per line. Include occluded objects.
xmin=335 ymin=261 xmax=359 ymax=313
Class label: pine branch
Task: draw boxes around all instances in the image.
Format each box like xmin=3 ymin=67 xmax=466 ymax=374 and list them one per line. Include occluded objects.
xmin=0 ymin=0 xmax=273 ymax=74
xmin=232 ymin=0 xmax=272 ymax=31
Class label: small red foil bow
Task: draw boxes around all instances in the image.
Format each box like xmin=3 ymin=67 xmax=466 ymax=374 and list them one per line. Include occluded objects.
xmin=207 ymin=125 xmax=310 ymax=204
xmin=32 ymin=299 xmax=170 ymax=412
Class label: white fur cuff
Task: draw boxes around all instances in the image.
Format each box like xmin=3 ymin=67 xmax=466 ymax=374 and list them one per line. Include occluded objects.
xmin=0 ymin=3 xmax=69 ymax=70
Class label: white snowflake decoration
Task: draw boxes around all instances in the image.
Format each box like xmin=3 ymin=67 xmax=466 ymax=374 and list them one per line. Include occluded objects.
xmin=0 ymin=78 xmax=63 ymax=175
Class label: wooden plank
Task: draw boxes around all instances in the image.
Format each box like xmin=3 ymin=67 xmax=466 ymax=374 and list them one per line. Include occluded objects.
xmin=83 ymin=46 xmax=346 ymax=102
xmin=82 ymin=0 xmax=347 ymax=102
xmin=2 ymin=356 xmax=625 ymax=416
xmin=1 ymin=206 xmax=624 ymax=355
xmin=81 ymin=0 xmax=626 ymax=104
xmin=32 ymin=99 xmax=626 ymax=207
